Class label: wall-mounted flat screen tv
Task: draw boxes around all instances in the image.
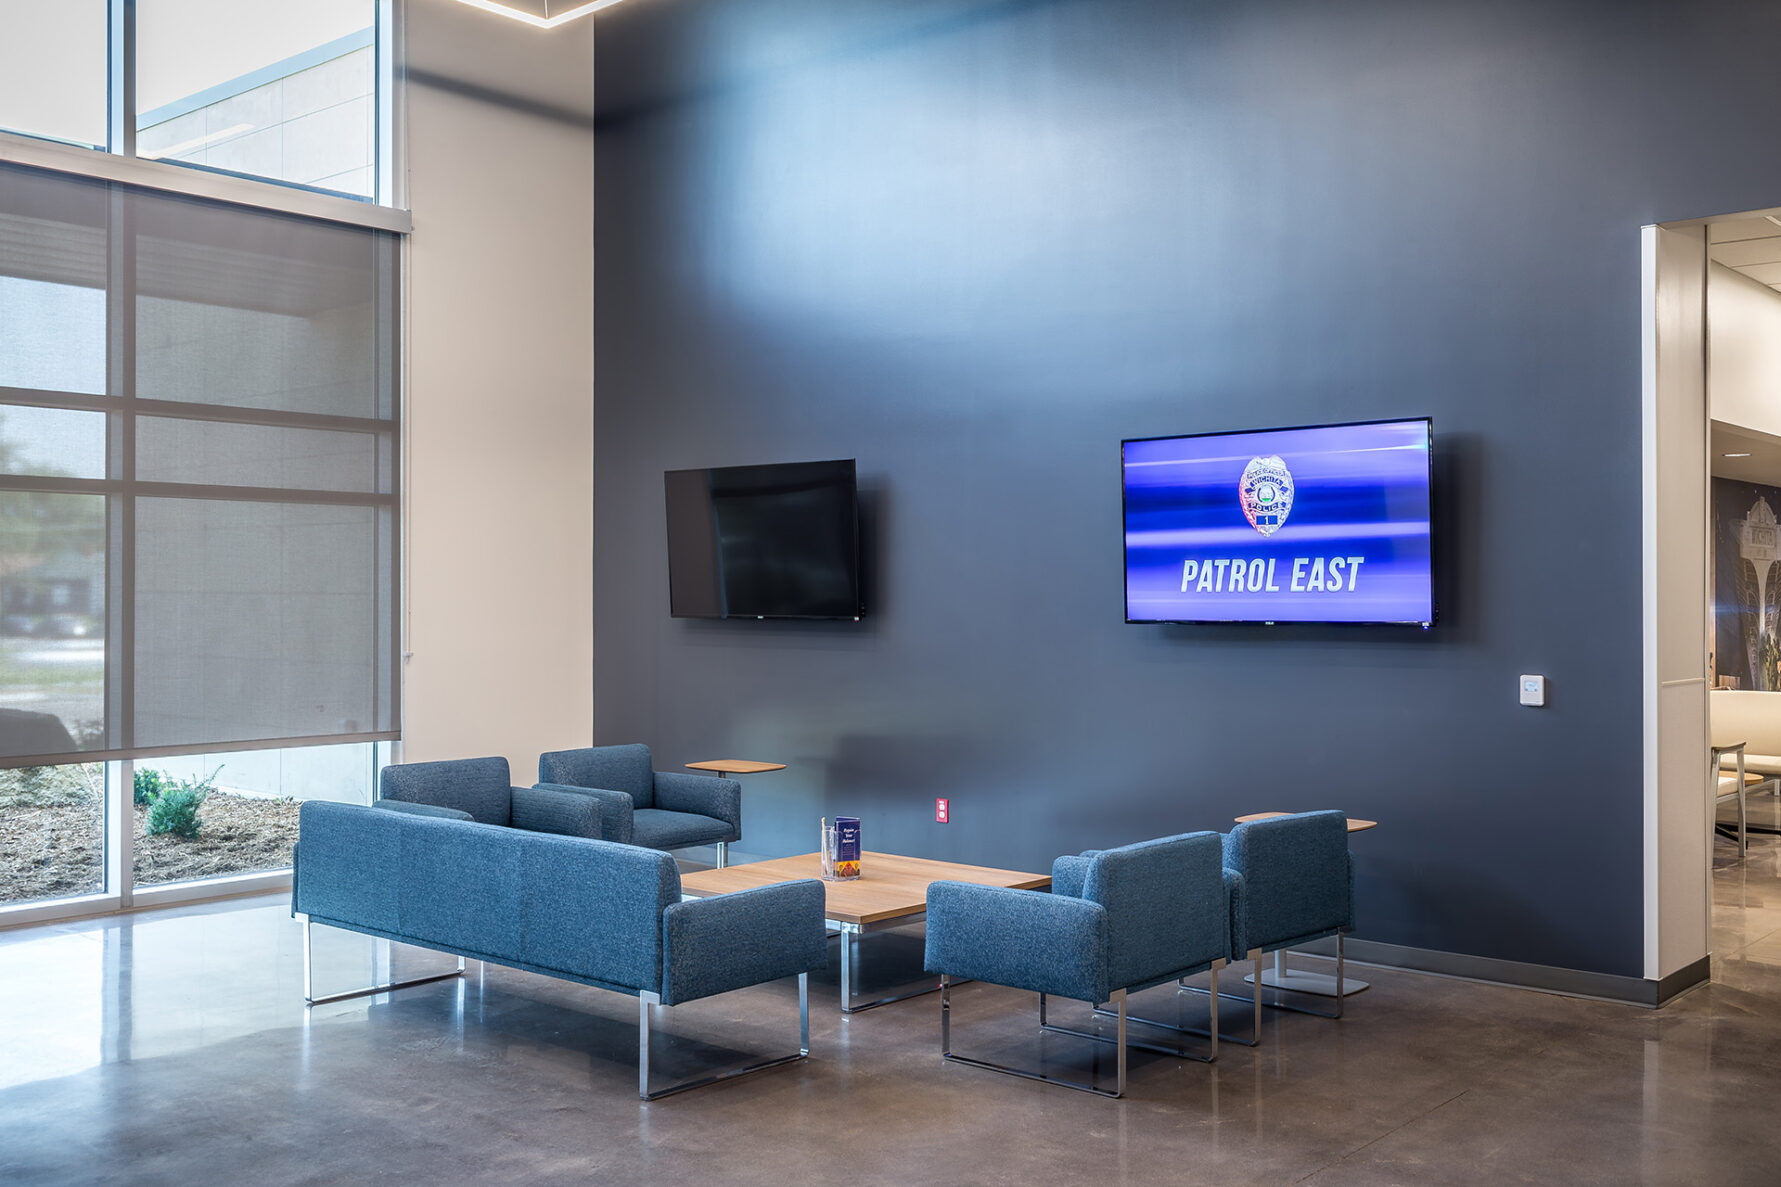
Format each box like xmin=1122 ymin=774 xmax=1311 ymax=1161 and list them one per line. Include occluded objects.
xmin=1122 ymin=418 xmax=1433 ymax=626
xmin=665 ymin=458 xmax=863 ymax=620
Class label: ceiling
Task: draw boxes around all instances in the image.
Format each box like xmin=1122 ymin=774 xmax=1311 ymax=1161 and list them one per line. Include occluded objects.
xmin=1710 ymin=215 xmax=1781 ymax=291
xmin=1712 ymin=421 xmax=1781 ymax=485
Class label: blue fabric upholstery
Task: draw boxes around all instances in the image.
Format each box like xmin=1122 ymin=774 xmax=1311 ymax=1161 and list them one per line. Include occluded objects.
xmin=925 ymin=832 xmax=1230 ymax=1006
xmin=378 ymin=759 xmax=602 ymax=842
xmin=539 ymin=744 xmax=654 ymax=809
xmin=633 ymin=809 xmax=732 ymax=851
xmin=293 ymin=801 xmax=824 ymax=1003
xmin=374 ymin=799 xmax=472 ymax=822
xmin=380 ymin=757 xmax=514 ymax=826
xmin=535 ymin=782 xmax=636 ymax=844
xmin=1222 ymin=810 xmax=1354 ymax=956
xmin=1082 ymin=832 xmax=1229 ymax=990
xmin=535 ymin=745 xmax=744 ymax=854
xmin=926 ymin=882 xmax=1109 ymax=1002
xmin=652 ymin=771 xmax=742 ymax=836
xmin=1050 ymin=853 xmax=1092 ymax=900
xmin=661 ymin=880 xmax=829 ymax=1006
xmin=509 ymin=784 xmax=603 ymax=840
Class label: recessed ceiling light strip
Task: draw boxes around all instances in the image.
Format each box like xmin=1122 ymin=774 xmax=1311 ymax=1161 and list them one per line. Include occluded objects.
xmin=447 ymin=0 xmax=631 ymax=29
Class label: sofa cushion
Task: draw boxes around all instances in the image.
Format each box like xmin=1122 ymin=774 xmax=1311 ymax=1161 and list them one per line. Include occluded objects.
xmin=632 ymin=809 xmax=731 ymax=851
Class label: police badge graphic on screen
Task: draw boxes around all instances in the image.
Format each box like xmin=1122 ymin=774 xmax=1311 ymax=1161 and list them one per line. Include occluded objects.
xmin=1122 ymin=419 xmax=1433 ymax=625
xmin=1239 ymin=455 xmax=1294 ymax=537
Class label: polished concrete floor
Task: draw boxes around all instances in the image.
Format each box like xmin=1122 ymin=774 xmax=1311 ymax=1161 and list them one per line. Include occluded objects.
xmin=2 ymin=841 xmax=1780 ymax=1187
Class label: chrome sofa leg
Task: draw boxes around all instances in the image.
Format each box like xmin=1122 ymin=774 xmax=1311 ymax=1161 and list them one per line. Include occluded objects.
xmin=716 ymin=841 xmax=728 ymax=869
xmin=941 ymin=975 xmax=952 ymax=1056
xmin=301 ymin=917 xmax=467 ymax=1007
xmin=1113 ymin=988 xmax=1127 ymax=1098
xmin=638 ymin=974 xmax=811 ymax=1101
xmin=639 ymin=991 xmax=653 ymax=1100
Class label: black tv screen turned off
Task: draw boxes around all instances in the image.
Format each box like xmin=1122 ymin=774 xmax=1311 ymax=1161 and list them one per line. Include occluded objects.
xmin=664 ymin=458 xmax=863 ymax=620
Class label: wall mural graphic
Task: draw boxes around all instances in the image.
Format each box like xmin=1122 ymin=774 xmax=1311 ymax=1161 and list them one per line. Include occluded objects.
xmin=1714 ymin=477 xmax=1781 ymax=690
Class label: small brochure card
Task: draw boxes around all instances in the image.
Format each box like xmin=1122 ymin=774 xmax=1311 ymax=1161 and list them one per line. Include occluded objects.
xmin=833 ymin=816 xmax=861 ymax=880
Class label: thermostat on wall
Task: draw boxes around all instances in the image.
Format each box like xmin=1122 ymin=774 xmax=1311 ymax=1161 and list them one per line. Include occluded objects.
xmin=1519 ymin=675 xmax=1546 ymax=707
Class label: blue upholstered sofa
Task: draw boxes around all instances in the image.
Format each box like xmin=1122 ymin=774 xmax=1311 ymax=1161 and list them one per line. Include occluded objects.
xmin=292 ymin=800 xmax=827 ymax=1098
xmin=537 ymin=744 xmax=742 ymax=865
xmin=924 ymin=831 xmax=1234 ymax=1097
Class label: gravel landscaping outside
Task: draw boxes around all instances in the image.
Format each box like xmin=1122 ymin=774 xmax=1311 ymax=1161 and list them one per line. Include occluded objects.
xmin=0 ymin=766 xmax=301 ymax=907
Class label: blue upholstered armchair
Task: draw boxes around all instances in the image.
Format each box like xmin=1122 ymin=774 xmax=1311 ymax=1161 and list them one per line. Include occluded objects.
xmin=379 ymin=756 xmax=603 ymax=839
xmin=923 ymin=831 xmax=1233 ymax=1098
xmin=537 ymin=744 xmax=741 ymax=865
xmin=1217 ymin=809 xmax=1356 ymax=1029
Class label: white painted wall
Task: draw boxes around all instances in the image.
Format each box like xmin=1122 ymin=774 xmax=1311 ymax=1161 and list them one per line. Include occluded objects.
xmin=1708 ymin=262 xmax=1781 ymax=436
xmin=1643 ymin=224 xmax=1710 ymax=983
xmin=399 ymin=2 xmax=594 ymax=782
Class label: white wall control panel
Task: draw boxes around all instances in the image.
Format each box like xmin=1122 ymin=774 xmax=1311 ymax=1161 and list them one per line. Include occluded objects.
xmin=1519 ymin=675 xmax=1546 ymax=707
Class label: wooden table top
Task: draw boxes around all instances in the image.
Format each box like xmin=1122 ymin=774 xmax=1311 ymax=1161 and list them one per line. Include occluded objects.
xmin=679 ymin=850 xmax=1050 ymax=926
xmin=1236 ymin=812 xmax=1378 ymax=833
xmin=1719 ymin=770 xmax=1772 ymax=787
xmin=684 ymin=760 xmax=787 ymax=775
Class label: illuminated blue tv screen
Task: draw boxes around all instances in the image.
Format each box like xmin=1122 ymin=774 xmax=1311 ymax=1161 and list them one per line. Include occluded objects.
xmin=1122 ymin=418 xmax=1434 ymax=626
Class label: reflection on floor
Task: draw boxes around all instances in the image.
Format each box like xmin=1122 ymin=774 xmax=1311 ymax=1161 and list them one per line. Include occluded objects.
xmin=1 ymin=841 xmax=1779 ymax=1186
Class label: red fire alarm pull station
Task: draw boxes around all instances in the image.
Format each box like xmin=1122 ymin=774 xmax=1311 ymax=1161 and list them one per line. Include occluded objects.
xmin=935 ymin=798 xmax=949 ymax=823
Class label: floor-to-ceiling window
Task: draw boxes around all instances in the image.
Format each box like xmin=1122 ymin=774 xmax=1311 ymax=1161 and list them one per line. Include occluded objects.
xmin=0 ymin=3 xmax=402 ymax=920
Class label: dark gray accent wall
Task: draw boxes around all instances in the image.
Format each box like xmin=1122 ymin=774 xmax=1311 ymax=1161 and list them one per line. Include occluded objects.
xmin=594 ymin=0 xmax=1781 ymax=978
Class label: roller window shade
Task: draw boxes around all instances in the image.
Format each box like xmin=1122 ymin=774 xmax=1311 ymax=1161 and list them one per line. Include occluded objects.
xmin=0 ymin=160 xmax=398 ymax=766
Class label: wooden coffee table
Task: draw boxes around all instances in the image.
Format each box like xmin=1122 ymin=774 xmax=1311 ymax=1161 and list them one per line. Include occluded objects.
xmin=680 ymin=850 xmax=1049 ymax=1013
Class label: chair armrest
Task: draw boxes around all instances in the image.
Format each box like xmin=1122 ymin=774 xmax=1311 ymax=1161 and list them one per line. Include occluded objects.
xmin=510 ymin=785 xmax=602 ymax=840
xmin=924 ymin=881 xmax=1108 ymax=1003
xmin=535 ymin=782 xmax=633 ymax=844
xmin=1051 ymin=853 xmax=1096 ymax=899
xmin=653 ymin=771 xmax=741 ymax=838
xmin=660 ymin=880 xmax=827 ymax=1006
xmin=374 ymin=799 xmax=473 ymax=822
xmin=1224 ymin=868 xmax=1246 ymax=958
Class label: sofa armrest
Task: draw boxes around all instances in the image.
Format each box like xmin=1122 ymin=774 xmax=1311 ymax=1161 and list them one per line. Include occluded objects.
xmin=510 ymin=784 xmax=602 ymax=840
xmin=652 ymin=771 xmax=741 ymax=837
xmin=924 ymin=881 xmax=1108 ymax=1003
xmin=373 ymin=799 xmax=473 ymax=822
xmin=535 ymin=782 xmax=634 ymax=844
xmin=660 ymin=880 xmax=827 ymax=1006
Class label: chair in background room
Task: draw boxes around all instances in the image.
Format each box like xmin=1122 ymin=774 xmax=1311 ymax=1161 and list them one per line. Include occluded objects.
xmin=379 ymin=756 xmax=603 ymax=839
xmin=1711 ymin=742 xmax=1750 ymax=857
xmin=923 ymin=831 xmax=1233 ymax=1098
xmin=1206 ymin=809 xmax=1355 ymax=1035
xmin=538 ymin=743 xmax=742 ymax=865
